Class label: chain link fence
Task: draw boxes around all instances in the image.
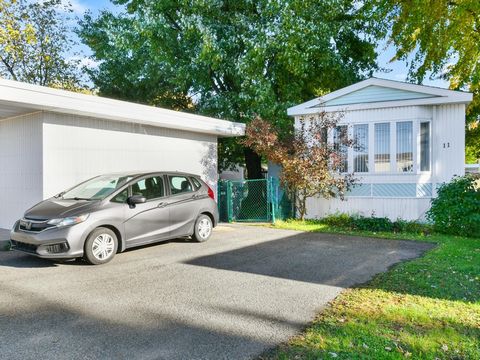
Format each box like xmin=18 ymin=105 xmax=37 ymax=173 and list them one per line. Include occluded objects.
xmin=218 ymin=178 xmax=294 ymax=223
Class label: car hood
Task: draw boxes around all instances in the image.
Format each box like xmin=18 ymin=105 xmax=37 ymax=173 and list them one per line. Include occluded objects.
xmin=24 ymin=198 xmax=101 ymax=220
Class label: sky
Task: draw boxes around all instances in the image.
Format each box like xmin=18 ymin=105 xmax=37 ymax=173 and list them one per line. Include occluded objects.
xmin=72 ymin=0 xmax=450 ymax=89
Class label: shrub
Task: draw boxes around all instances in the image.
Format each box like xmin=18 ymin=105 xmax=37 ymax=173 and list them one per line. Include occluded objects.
xmin=427 ymin=174 xmax=480 ymax=236
xmin=321 ymin=213 xmax=353 ymax=228
xmin=351 ymin=216 xmax=393 ymax=232
xmin=319 ymin=213 xmax=431 ymax=234
xmin=392 ymin=219 xmax=432 ymax=235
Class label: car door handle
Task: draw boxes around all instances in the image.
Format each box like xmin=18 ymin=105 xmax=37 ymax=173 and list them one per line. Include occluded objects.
xmin=157 ymin=202 xmax=168 ymax=208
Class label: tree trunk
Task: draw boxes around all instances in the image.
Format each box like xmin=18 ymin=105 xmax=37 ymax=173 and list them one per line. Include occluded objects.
xmin=237 ymin=147 xmax=265 ymax=220
xmin=297 ymin=192 xmax=307 ymax=221
xmin=244 ymin=147 xmax=263 ymax=179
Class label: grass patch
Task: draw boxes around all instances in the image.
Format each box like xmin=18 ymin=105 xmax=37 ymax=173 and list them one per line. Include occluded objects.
xmin=263 ymin=220 xmax=480 ymax=359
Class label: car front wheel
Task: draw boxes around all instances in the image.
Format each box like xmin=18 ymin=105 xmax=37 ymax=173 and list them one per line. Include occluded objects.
xmin=192 ymin=214 xmax=213 ymax=242
xmin=84 ymin=227 xmax=118 ymax=265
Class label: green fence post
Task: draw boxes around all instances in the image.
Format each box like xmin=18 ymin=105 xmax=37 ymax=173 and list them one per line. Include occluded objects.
xmin=270 ymin=177 xmax=276 ymax=223
xmin=227 ymin=181 xmax=233 ymax=223
xmin=265 ymin=178 xmax=270 ymax=222
xmin=217 ymin=181 xmax=221 ymax=215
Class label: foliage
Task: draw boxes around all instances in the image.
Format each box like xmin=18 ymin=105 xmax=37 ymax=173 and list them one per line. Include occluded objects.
xmin=363 ymin=0 xmax=480 ymax=161
xmin=299 ymin=214 xmax=433 ymax=235
xmin=466 ymin=122 xmax=480 ymax=162
xmin=0 ymin=0 xmax=86 ymax=90
xmin=427 ymin=174 xmax=480 ymax=236
xmin=78 ymin=0 xmax=379 ymax=169
xmin=243 ymin=115 xmax=356 ymax=220
xmin=266 ymin=222 xmax=480 ymax=359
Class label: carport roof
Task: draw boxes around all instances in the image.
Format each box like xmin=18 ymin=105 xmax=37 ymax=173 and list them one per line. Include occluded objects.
xmin=0 ymin=79 xmax=245 ymax=137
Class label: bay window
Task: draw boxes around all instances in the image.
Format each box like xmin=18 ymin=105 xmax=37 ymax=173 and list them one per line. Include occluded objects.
xmin=328 ymin=120 xmax=430 ymax=174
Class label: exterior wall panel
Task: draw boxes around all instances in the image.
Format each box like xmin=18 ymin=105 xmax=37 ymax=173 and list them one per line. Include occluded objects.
xmin=0 ymin=112 xmax=43 ymax=228
xmin=42 ymin=113 xmax=218 ymax=199
xmin=432 ymin=104 xmax=465 ymax=184
xmin=306 ymin=196 xmax=431 ymax=221
xmin=324 ymin=85 xmax=436 ymax=106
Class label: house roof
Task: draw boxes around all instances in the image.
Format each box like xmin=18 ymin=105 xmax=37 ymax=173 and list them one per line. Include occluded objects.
xmin=287 ymin=77 xmax=473 ymax=116
xmin=0 ymin=79 xmax=245 ymax=137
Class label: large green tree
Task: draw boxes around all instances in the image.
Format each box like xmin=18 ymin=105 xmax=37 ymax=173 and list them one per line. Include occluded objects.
xmin=364 ymin=0 xmax=480 ymax=161
xmin=0 ymin=0 xmax=85 ymax=90
xmin=79 ymin=0 xmax=378 ymax=177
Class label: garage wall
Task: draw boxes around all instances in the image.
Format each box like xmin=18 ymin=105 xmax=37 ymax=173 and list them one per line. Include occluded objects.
xmin=42 ymin=112 xmax=218 ymax=199
xmin=0 ymin=112 xmax=43 ymax=228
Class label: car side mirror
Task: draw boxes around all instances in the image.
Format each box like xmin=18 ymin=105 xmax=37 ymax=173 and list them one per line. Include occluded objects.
xmin=127 ymin=195 xmax=146 ymax=206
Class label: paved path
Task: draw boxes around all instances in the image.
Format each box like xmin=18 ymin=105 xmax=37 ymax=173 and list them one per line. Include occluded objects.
xmin=0 ymin=224 xmax=433 ymax=360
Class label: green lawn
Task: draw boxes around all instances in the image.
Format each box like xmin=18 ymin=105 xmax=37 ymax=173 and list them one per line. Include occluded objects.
xmin=262 ymin=220 xmax=480 ymax=359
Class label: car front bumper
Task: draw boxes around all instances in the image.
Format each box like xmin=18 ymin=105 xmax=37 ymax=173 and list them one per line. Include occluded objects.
xmin=10 ymin=221 xmax=89 ymax=259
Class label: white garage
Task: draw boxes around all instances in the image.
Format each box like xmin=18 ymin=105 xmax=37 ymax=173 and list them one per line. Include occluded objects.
xmin=0 ymin=79 xmax=244 ymax=229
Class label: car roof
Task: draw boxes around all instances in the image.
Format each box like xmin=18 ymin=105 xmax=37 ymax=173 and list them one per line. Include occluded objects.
xmin=100 ymin=171 xmax=201 ymax=178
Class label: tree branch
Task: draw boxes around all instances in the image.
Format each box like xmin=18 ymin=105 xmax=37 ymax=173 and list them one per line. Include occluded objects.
xmin=0 ymin=56 xmax=17 ymax=80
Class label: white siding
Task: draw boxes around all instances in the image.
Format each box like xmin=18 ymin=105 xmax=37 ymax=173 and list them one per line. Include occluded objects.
xmin=306 ymin=196 xmax=431 ymax=221
xmin=0 ymin=112 xmax=43 ymax=228
xmin=324 ymin=85 xmax=436 ymax=106
xmin=42 ymin=113 xmax=218 ymax=199
xmin=432 ymin=104 xmax=465 ymax=183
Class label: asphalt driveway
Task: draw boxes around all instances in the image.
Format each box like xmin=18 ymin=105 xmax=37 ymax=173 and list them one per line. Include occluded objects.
xmin=0 ymin=224 xmax=433 ymax=360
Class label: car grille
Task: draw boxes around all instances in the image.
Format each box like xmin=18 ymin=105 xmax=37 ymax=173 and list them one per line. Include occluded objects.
xmin=11 ymin=240 xmax=38 ymax=254
xmin=45 ymin=243 xmax=70 ymax=254
xmin=19 ymin=218 xmax=56 ymax=233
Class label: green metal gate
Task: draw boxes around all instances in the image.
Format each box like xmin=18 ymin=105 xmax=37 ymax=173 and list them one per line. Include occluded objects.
xmin=217 ymin=178 xmax=294 ymax=223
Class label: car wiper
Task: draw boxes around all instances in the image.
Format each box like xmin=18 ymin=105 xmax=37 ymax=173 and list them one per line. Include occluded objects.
xmin=63 ymin=197 xmax=94 ymax=201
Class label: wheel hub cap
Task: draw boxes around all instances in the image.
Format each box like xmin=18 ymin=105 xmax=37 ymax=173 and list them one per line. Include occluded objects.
xmin=92 ymin=234 xmax=114 ymax=260
xmin=198 ymin=219 xmax=212 ymax=239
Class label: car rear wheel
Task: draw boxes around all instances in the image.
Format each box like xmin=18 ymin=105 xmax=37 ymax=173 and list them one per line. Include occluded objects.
xmin=84 ymin=227 xmax=118 ymax=265
xmin=192 ymin=214 xmax=213 ymax=242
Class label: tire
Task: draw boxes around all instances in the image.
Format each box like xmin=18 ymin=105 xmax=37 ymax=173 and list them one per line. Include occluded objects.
xmin=192 ymin=214 xmax=213 ymax=242
xmin=83 ymin=227 xmax=118 ymax=265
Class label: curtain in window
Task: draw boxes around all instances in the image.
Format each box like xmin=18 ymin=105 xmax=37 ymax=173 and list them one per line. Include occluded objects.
xmin=374 ymin=123 xmax=390 ymax=172
xmin=396 ymin=121 xmax=413 ymax=172
xmin=353 ymin=124 xmax=368 ymax=172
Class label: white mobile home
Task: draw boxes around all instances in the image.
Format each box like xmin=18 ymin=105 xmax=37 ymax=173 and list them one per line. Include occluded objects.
xmin=287 ymin=78 xmax=473 ymax=221
xmin=0 ymin=80 xmax=244 ymax=229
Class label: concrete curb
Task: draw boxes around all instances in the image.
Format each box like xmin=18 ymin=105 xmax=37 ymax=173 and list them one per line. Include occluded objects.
xmin=0 ymin=239 xmax=11 ymax=251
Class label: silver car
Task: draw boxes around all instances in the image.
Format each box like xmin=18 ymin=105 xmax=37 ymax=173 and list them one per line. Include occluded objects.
xmin=10 ymin=172 xmax=219 ymax=265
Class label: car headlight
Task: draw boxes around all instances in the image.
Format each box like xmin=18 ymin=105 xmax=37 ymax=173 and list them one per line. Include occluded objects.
xmin=47 ymin=214 xmax=89 ymax=228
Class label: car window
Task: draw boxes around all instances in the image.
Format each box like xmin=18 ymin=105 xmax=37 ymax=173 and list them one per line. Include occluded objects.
xmin=131 ymin=176 xmax=165 ymax=200
xmin=190 ymin=177 xmax=202 ymax=190
xmin=62 ymin=175 xmax=133 ymax=200
xmin=169 ymin=176 xmax=193 ymax=195
xmin=111 ymin=188 xmax=129 ymax=203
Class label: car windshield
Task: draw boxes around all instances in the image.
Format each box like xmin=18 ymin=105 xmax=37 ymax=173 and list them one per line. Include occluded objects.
xmin=61 ymin=175 xmax=134 ymax=201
